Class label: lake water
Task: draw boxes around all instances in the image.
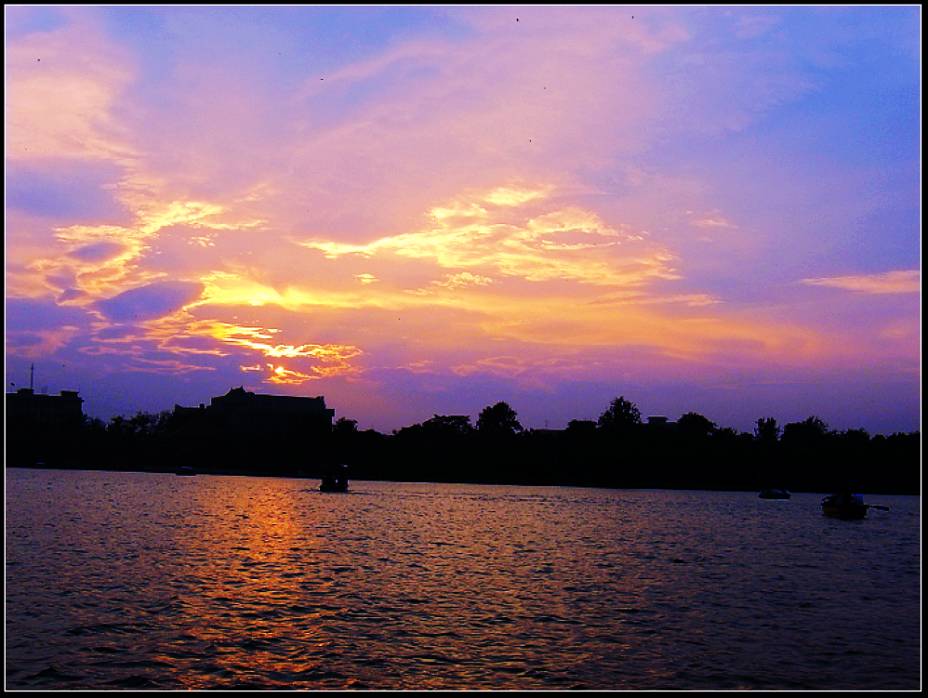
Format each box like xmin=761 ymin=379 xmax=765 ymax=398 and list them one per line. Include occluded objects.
xmin=5 ymin=469 xmax=920 ymax=690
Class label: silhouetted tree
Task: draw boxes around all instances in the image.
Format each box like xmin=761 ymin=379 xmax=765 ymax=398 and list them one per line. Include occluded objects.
xmin=782 ymin=416 xmax=830 ymax=445
xmin=715 ymin=426 xmax=742 ymax=440
xmin=841 ymin=427 xmax=870 ymax=448
xmin=566 ymin=419 xmax=597 ymax=435
xmin=597 ymin=396 xmax=641 ymax=432
xmin=677 ymin=412 xmax=717 ymax=438
xmin=754 ymin=417 xmax=780 ymax=443
xmin=779 ymin=416 xmax=833 ymax=491
xmin=477 ymin=402 xmax=523 ymax=437
xmin=329 ymin=417 xmax=360 ymax=469
xmin=333 ymin=417 xmax=359 ymax=436
xmin=423 ymin=414 xmax=474 ymax=437
xmin=84 ymin=416 xmax=106 ymax=433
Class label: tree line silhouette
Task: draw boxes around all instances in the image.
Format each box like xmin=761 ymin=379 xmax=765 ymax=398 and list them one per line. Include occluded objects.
xmin=6 ymin=396 xmax=919 ymax=494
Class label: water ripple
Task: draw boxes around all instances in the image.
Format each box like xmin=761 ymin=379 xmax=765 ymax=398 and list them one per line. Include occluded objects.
xmin=6 ymin=471 xmax=921 ymax=690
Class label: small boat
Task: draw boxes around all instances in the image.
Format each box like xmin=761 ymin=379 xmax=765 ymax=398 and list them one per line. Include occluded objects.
xmin=759 ymin=488 xmax=791 ymax=499
xmin=822 ymin=492 xmax=867 ymax=519
xmin=175 ymin=465 xmax=197 ymax=476
xmin=320 ymin=464 xmax=349 ymax=493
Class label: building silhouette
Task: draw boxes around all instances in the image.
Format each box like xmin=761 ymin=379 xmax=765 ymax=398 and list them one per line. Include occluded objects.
xmin=174 ymin=387 xmax=334 ymax=429
xmin=6 ymin=388 xmax=85 ymax=465
xmin=6 ymin=388 xmax=85 ymax=432
xmin=170 ymin=387 xmax=336 ymax=469
xmin=209 ymin=386 xmax=334 ymax=421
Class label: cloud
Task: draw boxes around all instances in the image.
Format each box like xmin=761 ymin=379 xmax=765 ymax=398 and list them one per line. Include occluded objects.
xmin=298 ymin=186 xmax=678 ymax=287
xmin=20 ymin=198 xmax=266 ymax=306
xmin=2 ymin=7 xmax=919 ymax=433
xmin=96 ymin=280 xmax=204 ymax=322
xmin=6 ymin=297 xmax=93 ymax=331
xmin=433 ymin=272 xmax=494 ymax=290
xmin=5 ymin=11 xmax=137 ymax=163
xmin=57 ymin=288 xmax=88 ymax=303
xmin=800 ymin=270 xmax=919 ymax=294
xmin=68 ymin=241 xmax=127 ymax=262
xmin=4 ymin=298 xmax=90 ymax=359
xmin=7 ymin=162 xmax=128 ymax=219
xmin=691 ymin=213 xmax=736 ymax=229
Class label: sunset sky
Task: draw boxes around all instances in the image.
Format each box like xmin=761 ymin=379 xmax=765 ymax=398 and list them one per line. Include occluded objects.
xmin=5 ymin=5 xmax=921 ymax=434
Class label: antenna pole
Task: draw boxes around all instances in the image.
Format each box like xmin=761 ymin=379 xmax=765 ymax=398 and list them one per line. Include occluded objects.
xmin=30 ymin=364 xmax=34 ymax=391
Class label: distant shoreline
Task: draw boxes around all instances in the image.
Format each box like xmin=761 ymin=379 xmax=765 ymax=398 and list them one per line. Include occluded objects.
xmin=8 ymin=392 xmax=919 ymax=496
xmin=6 ymin=464 xmax=919 ymax=497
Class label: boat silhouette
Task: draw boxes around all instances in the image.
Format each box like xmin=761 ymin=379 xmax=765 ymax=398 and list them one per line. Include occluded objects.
xmin=320 ymin=464 xmax=349 ymax=492
xmin=758 ymin=488 xmax=791 ymax=499
xmin=821 ymin=492 xmax=867 ymax=519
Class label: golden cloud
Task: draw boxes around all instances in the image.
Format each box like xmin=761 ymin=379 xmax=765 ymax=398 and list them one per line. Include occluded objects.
xmin=297 ymin=185 xmax=679 ymax=287
xmin=26 ymin=199 xmax=266 ymax=307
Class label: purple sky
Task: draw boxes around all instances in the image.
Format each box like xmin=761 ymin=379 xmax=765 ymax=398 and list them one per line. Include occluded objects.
xmin=5 ymin=6 xmax=921 ymax=434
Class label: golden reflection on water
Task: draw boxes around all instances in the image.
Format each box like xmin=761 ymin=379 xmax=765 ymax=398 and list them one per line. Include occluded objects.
xmin=5 ymin=473 xmax=922 ymax=690
xmin=151 ymin=479 xmax=339 ymax=688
